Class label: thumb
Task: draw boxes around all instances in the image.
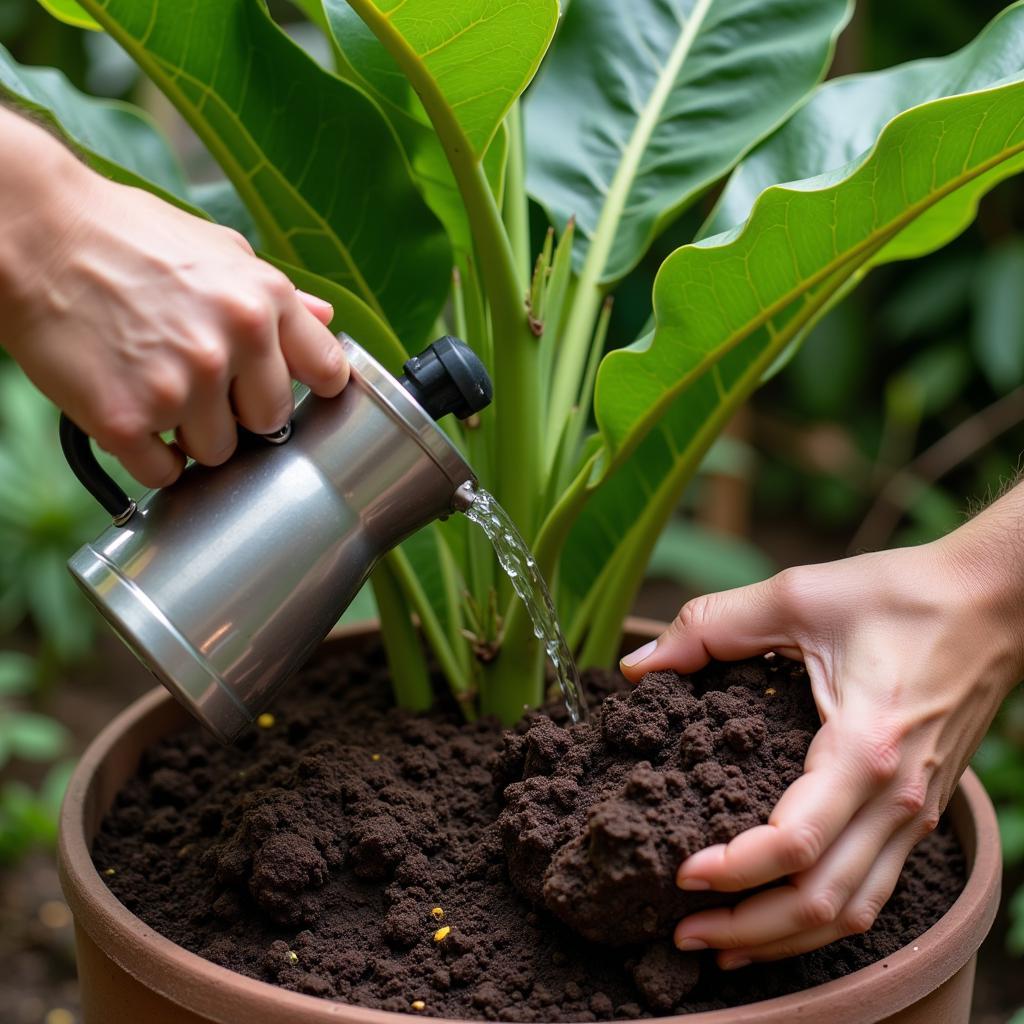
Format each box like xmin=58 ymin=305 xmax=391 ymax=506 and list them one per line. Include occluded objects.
xmin=619 ymin=576 xmax=798 ymax=682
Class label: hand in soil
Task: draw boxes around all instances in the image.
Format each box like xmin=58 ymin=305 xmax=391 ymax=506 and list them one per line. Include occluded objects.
xmin=621 ymin=487 xmax=1024 ymax=970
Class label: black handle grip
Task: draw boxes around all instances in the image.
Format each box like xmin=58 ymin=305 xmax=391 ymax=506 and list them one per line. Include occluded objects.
xmin=58 ymin=414 xmax=137 ymax=526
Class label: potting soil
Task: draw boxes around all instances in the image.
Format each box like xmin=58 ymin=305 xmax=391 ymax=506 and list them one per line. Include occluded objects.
xmin=93 ymin=645 xmax=964 ymax=1019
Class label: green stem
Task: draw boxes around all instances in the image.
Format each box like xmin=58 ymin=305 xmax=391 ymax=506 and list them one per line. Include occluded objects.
xmin=436 ymin=536 xmax=472 ymax=677
xmin=370 ymin=559 xmax=433 ymax=712
xmin=577 ymin=523 xmax=650 ymax=668
xmin=387 ymin=547 xmax=472 ymax=705
xmin=503 ymin=102 xmax=532 ymax=293
xmin=465 ymin=418 xmax=496 ymax=609
xmin=486 ymin=451 xmax=600 ymax=711
xmin=554 ymin=297 xmax=613 ymax=495
xmin=344 ymin=2 xmax=541 ymax=540
xmin=480 ymin=638 xmax=544 ymax=723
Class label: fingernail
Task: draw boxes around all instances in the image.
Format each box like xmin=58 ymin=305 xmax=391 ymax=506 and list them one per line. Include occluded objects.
xmin=297 ymin=289 xmax=331 ymax=311
xmin=678 ymin=877 xmax=711 ymax=891
xmin=621 ymin=639 xmax=657 ymax=668
xmin=675 ymin=937 xmax=708 ymax=952
xmin=722 ymin=957 xmax=750 ymax=971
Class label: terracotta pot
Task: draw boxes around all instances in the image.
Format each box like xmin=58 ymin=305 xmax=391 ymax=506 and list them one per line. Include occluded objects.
xmin=60 ymin=619 xmax=1001 ymax=1024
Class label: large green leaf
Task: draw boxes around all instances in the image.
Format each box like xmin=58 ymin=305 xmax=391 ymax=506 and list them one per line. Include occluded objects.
xmin=706 ymin=0 xmax=1024 ymax=235
xmin=68 ymin=0 xmax=451 ymax=346
xmin=329 ymin=0 xmax=558 ymax=162
xmin=595 ymin=78 xmax=1024 ymax=465
xmin=36 ymin=0 xmax=99 ymax=30
xmin=0 ymin=43 xmax=189 ymax=204
xmin=320 ymin=1 xmax=510 ymax=258
xmin=561 ymin=45 xmax=1024 ymax=636
xmin=526 ymin=0 xmax=852 ymax=282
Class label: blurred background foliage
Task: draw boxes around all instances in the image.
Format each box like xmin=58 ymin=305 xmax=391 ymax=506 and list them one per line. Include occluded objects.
xmin=0 ymin=0 xmax=1021 ymax=1019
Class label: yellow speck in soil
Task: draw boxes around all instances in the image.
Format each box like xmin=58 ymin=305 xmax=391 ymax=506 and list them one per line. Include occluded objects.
xmin=411 ymin=1000 xmax=426 ymax=1012
xmin=103 ymin=868 xmax=116 ymax=877
xmin=431 ymin=907 xmax=444 ymax=920
xmin=765 ymin=688 xmax=776 ymax=697
xmin=45 ymin=1010 xmax=74 ymax=1024
xmin=433 ymin=926 xmax=451 ymax=942
xmin=371 ymin=753 xmax=382 ymax=762
xmin=257 ymin=713 xmax=276 ymax=729
xmin=286 ymin=950 xmax=299 ymax=965
xmin=38 ymin=900 xmax=71 ymax=929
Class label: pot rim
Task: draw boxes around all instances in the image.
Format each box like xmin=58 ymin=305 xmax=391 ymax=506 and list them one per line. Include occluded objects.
xmin=59 ymin=619 xmax=1002 ymax=1024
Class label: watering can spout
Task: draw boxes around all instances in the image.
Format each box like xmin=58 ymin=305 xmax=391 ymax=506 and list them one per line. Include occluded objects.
xmin=400 ymin=336 xmax=492 ymax=422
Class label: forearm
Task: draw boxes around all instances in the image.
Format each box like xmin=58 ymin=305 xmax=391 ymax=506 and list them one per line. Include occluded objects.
xmin=937 ymin=479 xmax=1024 ymax=687
xmin=0 ymin=106 xmax=91 ymax=339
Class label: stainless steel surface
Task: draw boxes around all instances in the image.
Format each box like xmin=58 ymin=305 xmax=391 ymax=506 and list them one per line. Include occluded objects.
xmin=452 ymin=481 xmax=478 ymax=513
xmin=68 ymin=337 xmax=477 ymax=743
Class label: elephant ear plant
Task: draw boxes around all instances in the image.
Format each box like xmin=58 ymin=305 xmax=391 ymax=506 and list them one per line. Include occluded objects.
xmin=12 ymin=0 xmax=1024 ymax=723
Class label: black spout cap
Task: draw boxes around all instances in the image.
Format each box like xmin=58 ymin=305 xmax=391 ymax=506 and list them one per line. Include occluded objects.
xmin=399 ymin=336 xmax=493 ymax=421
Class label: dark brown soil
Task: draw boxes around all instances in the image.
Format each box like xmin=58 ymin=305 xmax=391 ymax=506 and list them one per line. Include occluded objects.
xmin=93 ymin=644 xmax=965 ymax=1020
xmin=496 ymin=659 xmax=817 ymax=949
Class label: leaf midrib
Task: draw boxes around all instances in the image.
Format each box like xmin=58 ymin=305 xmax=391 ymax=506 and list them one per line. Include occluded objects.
xmin=580 ymin=0 xmax=715 ymax=282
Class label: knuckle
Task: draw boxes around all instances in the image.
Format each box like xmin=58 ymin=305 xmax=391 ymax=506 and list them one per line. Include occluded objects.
xmin=224 ymin=293 xmax=275 ymax=337
xmin=770 ymin=938 xmax=806 ymax=961
xmin=147 ymin=462 xmax=181 ymax=489
xmin=857 ymin=728 xmax=902 ymax=786
xmin=200 ymin=433 xmax=237 ymax=466
xmin=841 ymin=903 xmax=879 ymax=935
xmin=675 ymin=595 xmax=716 ymax=636
xmin=189 ymin=338 xmax=229 ymax=381
xmin=769 ymin=566 xmax=807 ymax=610
xmin=914 ymin=808 xmax=941 ymax=839
xmin=94 ymin=409 xmax=147 ymax=451
xmin=262 ymin=268 xmax=294 ymax=302
xmin=780 ymin=822 xmax=825 ymax=873
xmin=147 ymin=372 xmax=188 ymax=410
xmin=225 ymin=228 xmax=254 ymax=255
xmin=798 ymin=890 xmax=841 ymax=929
xmin=890 ymin=778 xmax=928 ymax=820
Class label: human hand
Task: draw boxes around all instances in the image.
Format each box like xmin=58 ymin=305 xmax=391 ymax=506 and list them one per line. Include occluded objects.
xmin=620 ymin=502 xmax=1024 ymax=969
xmin=1 ymin=119 xmax=348 ymax=488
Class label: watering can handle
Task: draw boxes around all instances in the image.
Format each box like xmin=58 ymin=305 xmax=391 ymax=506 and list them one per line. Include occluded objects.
xmin=58 ymin=414 xmax=138 ymax=526
xmin=57 ymin=414 xmax=293 ymax=528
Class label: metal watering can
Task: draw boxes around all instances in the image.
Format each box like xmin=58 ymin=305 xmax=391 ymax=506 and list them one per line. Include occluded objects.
xmin=60 ymin=335 xmax=491 ymax=743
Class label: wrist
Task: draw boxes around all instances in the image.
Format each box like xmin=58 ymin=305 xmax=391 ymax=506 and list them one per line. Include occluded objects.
xmin=0 ymin=109 xmax=96 ymax=343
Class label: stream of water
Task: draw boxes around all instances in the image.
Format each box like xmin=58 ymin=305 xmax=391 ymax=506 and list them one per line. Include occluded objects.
xmin=464 ymin=489 xmax=587 ymax=724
